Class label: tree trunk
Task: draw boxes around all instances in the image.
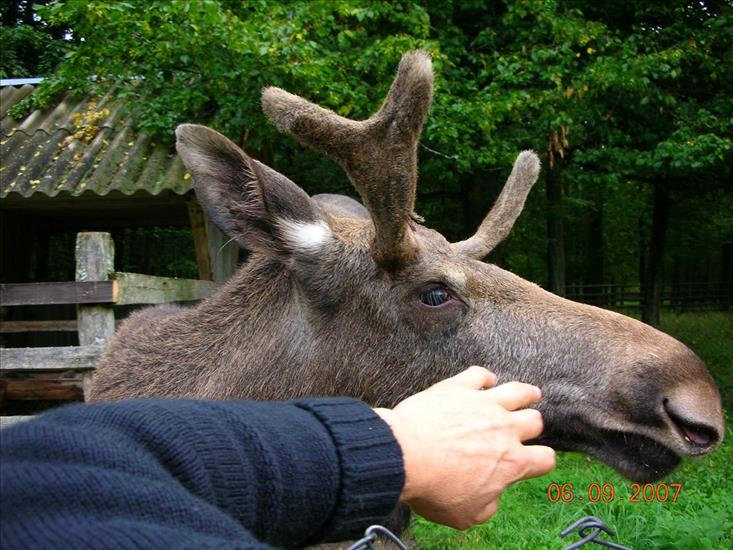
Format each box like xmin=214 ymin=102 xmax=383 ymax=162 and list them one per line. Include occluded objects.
xmin=642 ymin=184 xmax=669 ymax=327
xmin=584 ymin=182 xmax=605 ymax=304
xmin=546 ymin=166 xmax=566 ymax=296
xmin=671 ymin=256 xmax=683 ymax=313
xmin=461 ymin=171 xmax=508 ymax=265
xmin=720 ymin=242 xmax=732 ymax=310
xmin=638 ymin=217 xmax=647 ymax=296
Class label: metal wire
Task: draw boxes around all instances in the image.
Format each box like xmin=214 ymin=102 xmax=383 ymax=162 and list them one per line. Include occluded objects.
xmin=345 ymin=525 xmax=411 ymax=550
xmin=345 ymin=514 xmax=631 ymax=550
xmin=560 ymin=516 xmax=632 ymax=549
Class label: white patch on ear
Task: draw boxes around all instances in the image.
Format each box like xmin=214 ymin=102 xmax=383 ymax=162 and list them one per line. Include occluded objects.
xmin=279 ymin=219 xmax=332 ymax=253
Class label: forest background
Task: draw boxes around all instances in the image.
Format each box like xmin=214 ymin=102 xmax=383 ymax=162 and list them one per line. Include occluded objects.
xmin=2 ymin=0 xmax=732 ymax=327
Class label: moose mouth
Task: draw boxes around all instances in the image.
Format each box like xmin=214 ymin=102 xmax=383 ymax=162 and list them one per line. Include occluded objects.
xmin=536 ymin=420 xmax=685 ymax=482
xmin=534 ymin=392 xmax=722 ymax=482
xmin=592 ymin=404 xmax=720 ymax=481
xmin=541 ymin=417 xmax=720 ymax=482
xmin=589 ymin=429 xmax=682 ymax=482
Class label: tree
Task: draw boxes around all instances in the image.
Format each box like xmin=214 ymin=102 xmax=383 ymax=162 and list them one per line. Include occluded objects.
xmin=562 ymin=0 xmax=733 ymax=324
xmin=0 ymin=1 xmax=70 ymax=78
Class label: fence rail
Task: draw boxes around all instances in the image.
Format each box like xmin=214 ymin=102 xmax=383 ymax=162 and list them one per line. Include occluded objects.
xmin=0 ymin=320 xmax=79 ymax=333
xmin=0 ymin=345 xmax=104 ymax=371
xmin=0 ymin=274 xmax=216 ymax=309
xmin=565 ymin=282 xmax=733 ymax=311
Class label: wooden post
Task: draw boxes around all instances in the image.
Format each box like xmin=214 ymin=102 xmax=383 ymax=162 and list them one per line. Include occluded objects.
xmin=187 ymin=199 xmax=213 ymax=281
xmin=75 ymin=232 xmax=116 ymax=400
xmin=187 ymin=197 xmax=239 ymax=283
xmin=205 ymin=218 xmax=240 ymax=284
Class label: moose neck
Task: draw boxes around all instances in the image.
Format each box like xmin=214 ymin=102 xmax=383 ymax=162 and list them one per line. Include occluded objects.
xmin=188 ymin=255 xmax=324 ymax=400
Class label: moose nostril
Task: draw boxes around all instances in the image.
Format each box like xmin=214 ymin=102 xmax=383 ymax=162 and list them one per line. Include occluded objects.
xmin=663 ymin=398 xmax=720 ymax=448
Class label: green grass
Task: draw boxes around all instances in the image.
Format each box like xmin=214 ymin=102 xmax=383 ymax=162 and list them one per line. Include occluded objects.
xmin=412 ymin=312 xmax=733 ymax=549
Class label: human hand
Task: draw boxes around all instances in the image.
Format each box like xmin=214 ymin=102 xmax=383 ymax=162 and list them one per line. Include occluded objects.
xmin=374 ymin=366 xmax=555 ymax=530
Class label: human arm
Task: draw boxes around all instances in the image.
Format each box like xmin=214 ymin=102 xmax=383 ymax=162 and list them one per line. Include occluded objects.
xmin=0 ymin=367 xmax=555 ymax=548
xmin=0 ymin=398 xmax=403 ymax=549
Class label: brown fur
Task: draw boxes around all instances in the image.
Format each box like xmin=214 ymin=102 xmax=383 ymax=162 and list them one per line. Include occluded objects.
xmin=92 ymin=51 xmax=724 ymax=484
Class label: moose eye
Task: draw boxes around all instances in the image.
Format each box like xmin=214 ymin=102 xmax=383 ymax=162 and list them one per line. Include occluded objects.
xmin=420 ymin=286 xmax=451 ymax=307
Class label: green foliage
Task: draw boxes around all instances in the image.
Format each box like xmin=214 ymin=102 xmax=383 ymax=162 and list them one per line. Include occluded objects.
xmin=0 ymin=24 xmax=68 ymax=79
xmin=37 ymin=0 xmax=435 ymax=144
xmin=19 ymin=0 xmax=733 ymax=289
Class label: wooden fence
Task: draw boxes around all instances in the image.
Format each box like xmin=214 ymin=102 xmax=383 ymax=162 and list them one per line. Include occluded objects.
xmin=0 ymin=232 xmax=218 ymax=414
xmin=565 ymin=282 xmax=733 ymax=311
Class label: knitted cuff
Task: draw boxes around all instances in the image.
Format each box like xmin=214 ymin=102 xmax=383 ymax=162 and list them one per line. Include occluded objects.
xmin=295 ymin=398 xmax=405 ymax=541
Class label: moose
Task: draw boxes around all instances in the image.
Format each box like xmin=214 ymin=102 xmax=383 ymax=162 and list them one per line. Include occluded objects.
xmin=91 ymin=51 xmax=723 ymax=484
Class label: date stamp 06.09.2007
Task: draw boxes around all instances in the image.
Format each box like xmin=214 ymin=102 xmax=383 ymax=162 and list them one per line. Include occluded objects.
xmin=546 ymin=482 xmax=683 ymax=504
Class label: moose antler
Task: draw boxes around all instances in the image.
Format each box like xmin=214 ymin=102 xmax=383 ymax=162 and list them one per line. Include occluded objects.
xmin=452 ymin=151 xmax=540 ymax=259
xmin=262 ymin=51 xmax=434 ymax=271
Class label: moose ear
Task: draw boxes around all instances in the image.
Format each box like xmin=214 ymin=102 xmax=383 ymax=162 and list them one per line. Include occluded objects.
xmin=176 ymin=124 xmax=327 ymax=257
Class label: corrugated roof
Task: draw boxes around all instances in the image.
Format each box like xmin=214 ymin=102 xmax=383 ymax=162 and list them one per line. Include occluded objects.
xmin=0 ymin=86 xmax=191 ymax=199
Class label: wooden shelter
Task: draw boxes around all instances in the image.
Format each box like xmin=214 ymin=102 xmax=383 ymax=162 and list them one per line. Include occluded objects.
xmin=0 ymin=82 xmax=239 ymax=285
xmin=0 ymin=82 xmax=238 ymax=414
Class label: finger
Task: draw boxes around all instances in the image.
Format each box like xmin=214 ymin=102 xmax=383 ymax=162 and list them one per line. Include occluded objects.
xmin=509 ymin=408 xmax=544 ymax=441
xmin=484 ymin=381 xmax=541 ymax=410
xmin=516 ymin=445 xmax=556 ymax=480
xmin=435 ymin=366 xmax=497 ymax=390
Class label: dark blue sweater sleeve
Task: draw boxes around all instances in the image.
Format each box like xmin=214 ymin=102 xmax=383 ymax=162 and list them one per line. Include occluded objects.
xmin=0 ymin=398 xmax=405 ymax=549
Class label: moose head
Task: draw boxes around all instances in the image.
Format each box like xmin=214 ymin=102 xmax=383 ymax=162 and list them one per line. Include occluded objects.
xmin=91 ymin=51 xmax=724 ymax=483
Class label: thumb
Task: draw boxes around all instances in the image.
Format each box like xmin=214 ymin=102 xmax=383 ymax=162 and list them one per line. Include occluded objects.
xmin=434 ymin=366 xmax=497 ymax=391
